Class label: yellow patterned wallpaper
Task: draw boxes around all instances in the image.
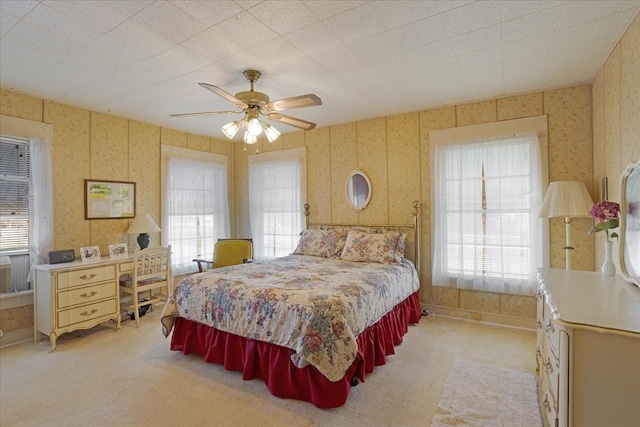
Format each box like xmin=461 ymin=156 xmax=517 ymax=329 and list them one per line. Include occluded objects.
xmin=592 ymin=13 xmax=640 ymax=267
xmin=0 ymin=89 xmax=231 ymax=334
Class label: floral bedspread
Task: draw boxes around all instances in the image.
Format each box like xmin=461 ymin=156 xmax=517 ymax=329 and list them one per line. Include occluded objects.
xmin=161 ymin=255 xmax=419 ymax=382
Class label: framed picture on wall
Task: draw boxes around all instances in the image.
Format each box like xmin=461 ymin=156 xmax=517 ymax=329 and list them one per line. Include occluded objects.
xmin=84 ymin=179 xmax=136 ymax=219
xmin=80 ymin=246 xmax=101 ymax=261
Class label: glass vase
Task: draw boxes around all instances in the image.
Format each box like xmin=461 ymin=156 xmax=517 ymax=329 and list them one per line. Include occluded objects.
xmin=601 ymin=240 xmax=616 ymax=276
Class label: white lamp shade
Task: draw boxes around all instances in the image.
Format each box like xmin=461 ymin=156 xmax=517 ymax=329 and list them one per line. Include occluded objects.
xmin=126 ymin=213 xmax=161 ymax=234
xmin=243 ymin=130 xmax=258 ymax=145
xmin=263 ymin=124 xmax=281 ymax=143
xmin=221 ymin=121 xmax=241 ymax=139
xmin=247 ymin=118 xmax=263 ymax=136
xmin=540 ymin=181 xmax=594 ymax=218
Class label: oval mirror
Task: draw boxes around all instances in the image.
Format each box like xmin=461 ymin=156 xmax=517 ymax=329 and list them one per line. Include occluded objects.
xmin=619 ymin=160 xmax=640 ymax=288
xmin=346 ymin=170 xmax=372 ymax=211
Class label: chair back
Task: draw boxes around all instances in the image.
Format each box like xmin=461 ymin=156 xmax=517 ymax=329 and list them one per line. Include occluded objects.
xmin=212 ymin=239 xmax=253 ymax=268
xmin=133 ymin=245 xmax=171 ymax=286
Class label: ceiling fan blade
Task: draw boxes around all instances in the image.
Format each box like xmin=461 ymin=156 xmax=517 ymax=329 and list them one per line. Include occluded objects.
xmin=170 ymin=110 xmax=240 ymax=117
xmin=198 ymin=83 xmax=248 ymax=109
xmin=264 ymin=94 xmax=322 ymax=112
xmin=267 ymin=113 xmax=317 ymax=131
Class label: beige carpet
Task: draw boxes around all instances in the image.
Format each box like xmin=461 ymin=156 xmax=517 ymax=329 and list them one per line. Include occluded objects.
xmin=432 ymin=359 xmax=542 ymax=427
xmin=1 ymin=310 xmax=536 ymax=427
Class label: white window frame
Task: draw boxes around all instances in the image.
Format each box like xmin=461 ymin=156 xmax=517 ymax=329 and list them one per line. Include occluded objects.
xmin=161 ymin=145 xmax=230 ymax=275
xmin=430 ymin=116 xmax=549 ymax=295
xmin=249 ymin=147 xmax=306 ymax=259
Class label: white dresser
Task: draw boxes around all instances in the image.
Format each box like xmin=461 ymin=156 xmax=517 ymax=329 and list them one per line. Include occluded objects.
xmin=536 ymin=268 xmax=640 ymax=427
xmin=33 ymin=256 xmax=133 ymax=351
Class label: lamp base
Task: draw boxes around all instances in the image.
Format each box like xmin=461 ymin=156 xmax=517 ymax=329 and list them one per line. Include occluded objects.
xmin=137 ymin=233 xmax=150 ymax=250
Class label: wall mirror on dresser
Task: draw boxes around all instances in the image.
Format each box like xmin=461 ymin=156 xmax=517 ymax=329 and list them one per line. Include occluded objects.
xmin=346 ymin=170 xmax=372 ymax=211
xmin=619 ymin=160 xmax=640 ymax=288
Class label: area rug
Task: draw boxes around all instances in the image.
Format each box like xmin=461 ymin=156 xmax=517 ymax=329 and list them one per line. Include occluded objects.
xmin=431 ymin=359 xmax=543 ymax=427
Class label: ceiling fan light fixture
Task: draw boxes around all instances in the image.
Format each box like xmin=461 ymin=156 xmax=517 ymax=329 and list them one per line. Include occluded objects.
xmin=244 ymin=130 xmax=258 ymax=145
xmin=264 ymin=124 xmax=281 ymax=143
xmin=221 ymin=120 xmax=241 ymax=139
xmin=247 ymin=118 xmax=263 ymax=136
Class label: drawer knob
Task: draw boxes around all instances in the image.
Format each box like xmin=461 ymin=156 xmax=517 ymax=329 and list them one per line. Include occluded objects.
xmin=542 ymin=396 xmax=551 ymax=412
xmin=79 ymin=273 xmax=98 ymax=280
xmin=80 ymin=308 xmax=98 ymax=317
xmin=545 ymin=322 xmax=555 ymax=334
xmin=536 ymin=321 xmax=542 ymax=329
xmin=544 ymin=361 xmax=554 ymax=374
xmin=80 ymin=291 xmax=98 ymax=299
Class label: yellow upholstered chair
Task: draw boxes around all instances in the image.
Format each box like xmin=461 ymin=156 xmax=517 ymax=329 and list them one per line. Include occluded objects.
xmin=120 ymin=245 xmax=172 ymax=327
xmin=193 ymin=239 xmax=253 ymax=272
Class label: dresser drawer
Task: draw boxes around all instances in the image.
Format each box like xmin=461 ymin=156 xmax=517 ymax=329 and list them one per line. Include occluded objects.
xmin=119 ymin=261 xmax=133 ymax=274
xmin=57 ymin=299 xmax=117 ymax=328
xmin=56 ymin=265 xmax=116 ymax=289
xmin=57 ymin=282 xmax=117 ymax=309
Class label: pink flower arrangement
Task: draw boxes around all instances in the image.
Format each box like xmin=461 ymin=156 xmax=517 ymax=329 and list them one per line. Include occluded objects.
xmin=588 ymin=200 xmax=620 ymax=242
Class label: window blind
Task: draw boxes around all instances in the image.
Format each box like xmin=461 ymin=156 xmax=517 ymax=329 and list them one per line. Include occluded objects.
xmin=0 ymin=136 xmax=32 ymax=253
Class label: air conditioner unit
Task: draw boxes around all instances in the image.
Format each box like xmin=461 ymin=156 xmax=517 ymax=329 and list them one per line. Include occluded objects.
xmin=0 ymin=256 xmax=12 ymax=293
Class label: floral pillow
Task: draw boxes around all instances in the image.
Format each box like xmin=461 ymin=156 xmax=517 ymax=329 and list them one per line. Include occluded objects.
xmin=340 ymin=230 xmax=404 ymax=263
xmin=394 ymin=232 xmax=408 ymax=262
xmin=292 ymin=229 xmax=348 ymax=258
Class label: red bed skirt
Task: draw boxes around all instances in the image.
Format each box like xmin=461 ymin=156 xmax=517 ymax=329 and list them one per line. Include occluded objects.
xmin=170 ymin=291 xmax=421 ymax=408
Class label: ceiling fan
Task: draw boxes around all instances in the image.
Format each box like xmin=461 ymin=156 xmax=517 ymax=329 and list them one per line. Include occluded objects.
xmin=171 ymin=70 xmax=322 ymax=144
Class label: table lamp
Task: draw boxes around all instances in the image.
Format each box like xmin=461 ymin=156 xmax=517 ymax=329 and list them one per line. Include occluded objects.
xmin=126 ymin=213 xmax=161 ymax=250
xmin=540 ymin=181 xmax=594 ymax=270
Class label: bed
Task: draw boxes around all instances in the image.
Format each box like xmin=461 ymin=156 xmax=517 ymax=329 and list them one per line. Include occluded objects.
xmin=161 ymin=202 xmax=422 ymax=408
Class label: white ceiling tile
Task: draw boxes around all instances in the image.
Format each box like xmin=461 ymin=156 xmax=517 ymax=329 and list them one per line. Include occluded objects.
xmin=607 ymin=7 xmax=640 ymax=38
xmin=107 ymin=20 xmax=175 ymax=57
xmin=371 ymin=0 xmax=440 ymax=29
xmin=502 ymin=33 xmax=556 ymax=61
xmin=181 ymin=27 xmax=242 ymax=61
xmin=102 ymin=0 xmax=153 ymax=16
xmin=323 ymin=3 xmax=386 ymax=43
xmin=558 ymin=1 xmax=628 ymax=29
xmin=246 ymin=38 xmax=305 ymax=66
xmin=170 ymin=1 xmax=243 ymax=26
xmin=457 ymin=46 xmax=503 ymax=70
xmin=389 ymin=15 xmax=448 ymax=51
xmin=45 ymin=0 xmax=129 ymax=33
xmin=5 ymin=20 xmax=83 ymax=56
xmin=440 ymin=0 xmax=502 ymax=37
xmin=501 ymin=0 xmax=567 ymax=21
xmin=436 ymin=1 xmax=475 ymax=14
xmin=0 ymin=37 xmax=62 ymax=87
xmin=501 ymin=5 xmax=563 ymax=44
xmin=553 ymin=14 xmax=618 ymax=50
xmin=0 ymin=11 xmax=19 ymax=36
xmin=213 ymin=11 xmax=279 ymax=49
xmin=407 ymin=38 xmax=456 ymax=68
xmin=346 ymin=31 xmax=403 ymax=62
xmin=0 ymin=0 xmax=633 ymax=140
xmin=0 ymin=0 xmax=38 ymax=18
xmin=284 ymin=22 xmax=343 ymax=55
xmin=153 ymin=45 xmax=213 ymax=73
xmin=248 ymin=0 xmax=318 ymax=35
xmin=302 ymin=0 xmax=366 ymax=20
xmin=132 ymin=0 xmax=208 ymax=43
xmin=309 ymin=44 xmax=362 ymax=71
xmin=23 ymin=3 xmax=102 ymax=43
xmin=417 ymin=57 xmax=462 ymax=80
xmin=449 ymin=24 xmax=502 ymax=56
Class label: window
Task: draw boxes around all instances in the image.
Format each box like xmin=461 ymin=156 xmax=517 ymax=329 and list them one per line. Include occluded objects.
xmin=162 ymin=147 xmax=229 ymax=275
xmin=0 ymin=136 xmax=32 ymax=254
xmin=249 ymin=147 xmax=306 ymax=259
xmin=431 ymin=117 xmax=548 ymax=295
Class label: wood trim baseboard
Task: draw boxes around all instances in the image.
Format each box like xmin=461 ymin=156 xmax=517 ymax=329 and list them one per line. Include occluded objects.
xmin=422 ymin=304 xmax=536 ymax=331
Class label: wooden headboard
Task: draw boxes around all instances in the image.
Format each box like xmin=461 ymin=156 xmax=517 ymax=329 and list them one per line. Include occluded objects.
xmin=303 ymin=201 xmax=422 ymax=278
